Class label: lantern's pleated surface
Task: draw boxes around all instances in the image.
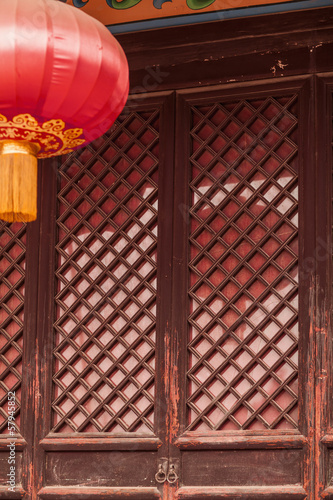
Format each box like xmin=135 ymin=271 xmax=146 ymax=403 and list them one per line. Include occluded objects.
xmin=0 ymin=0 xmax=129 ymax=152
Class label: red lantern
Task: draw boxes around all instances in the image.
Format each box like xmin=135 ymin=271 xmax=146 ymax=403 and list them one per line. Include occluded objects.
xmin=0 ymin=0 xmax=129 ymax=222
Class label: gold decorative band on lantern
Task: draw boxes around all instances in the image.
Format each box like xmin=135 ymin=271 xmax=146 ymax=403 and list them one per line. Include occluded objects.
xmin=0 ymin=113 xmax=86 ymax=158
xmin=0 ymin=140 xmax=39 ymax=223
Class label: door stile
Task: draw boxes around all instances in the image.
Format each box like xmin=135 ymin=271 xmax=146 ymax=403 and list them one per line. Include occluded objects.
xmin=14 ymin=163 xmax=44 ymax=499
xmin=297 ymin=76 xmax=317 ymax=500
xmin=172 ymin=89 xmax=192 ymax=439
xmin=167 ymin=90 xmax=193 ymax=493
xmin=314 ymin=75 xmax=333 ymax=498
xmin=33 ymin=156 xmax=59 ymax=500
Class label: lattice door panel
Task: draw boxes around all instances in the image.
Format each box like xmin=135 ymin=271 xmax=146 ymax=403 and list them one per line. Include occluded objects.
xmin=187 ymin=95 xmax=299 ymax=432
xmin=0 ymin=222 xmax=26 ymax=434
xmin=52 ymin=108 xmax=160 ymax=434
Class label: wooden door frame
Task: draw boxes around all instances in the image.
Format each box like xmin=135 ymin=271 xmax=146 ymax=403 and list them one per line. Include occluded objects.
xmin=116 ymin=6 xmax=333 ymax=95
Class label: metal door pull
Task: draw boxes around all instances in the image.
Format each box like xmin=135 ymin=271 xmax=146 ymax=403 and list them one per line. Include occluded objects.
xmin=155 ymin=464 xmax=167 ymax=483
xmin=167 ymin=464 xmax=178 ymax=484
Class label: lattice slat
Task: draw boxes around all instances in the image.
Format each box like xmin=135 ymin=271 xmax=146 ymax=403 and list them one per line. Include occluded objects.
xmin=52 ymin=110 xmax=159 ymax=433
xmin=187 ymin=96 xmax=299 ymax=431
xmin=0 ymin=222 xmax=26 ymax=434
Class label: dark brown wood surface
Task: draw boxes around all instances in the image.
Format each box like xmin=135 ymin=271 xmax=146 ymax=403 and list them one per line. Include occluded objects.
xmin=0 ymin=6 xmax=333 ymax=500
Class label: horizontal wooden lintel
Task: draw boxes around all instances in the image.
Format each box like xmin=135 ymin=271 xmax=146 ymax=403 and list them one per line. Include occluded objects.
xmin=38 ymin=487 xmax=160 ymax=500
xmin=177 ymin=486 xmax=307 ymax=499
xmin=40 ymin=435 xmax=162 ymax=451
xmin=175 ymin=434 xmax=307 ymax=450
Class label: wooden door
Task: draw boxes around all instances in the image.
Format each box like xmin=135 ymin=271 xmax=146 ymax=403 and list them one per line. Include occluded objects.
xmin=0 ymin=75 xmax=332 ymax=500
xmin=34 ymin=92 xmax=175 ymax=500
xmin=170 ymin=79 xmax=311 ymax=500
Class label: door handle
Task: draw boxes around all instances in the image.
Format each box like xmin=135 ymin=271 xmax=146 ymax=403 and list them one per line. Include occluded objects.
xmin=167 ymin=464 xmax=178 ymax=484
xmin=155 ymin=464 xmax=167 ymax=483
xmin=155 ymin=461 xmax=179 ymax=484
xmin=155 ymin=458 xmax=168 ymax=483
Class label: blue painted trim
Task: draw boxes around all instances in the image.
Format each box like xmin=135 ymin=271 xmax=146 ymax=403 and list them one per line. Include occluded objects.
xmin=107 ymin=0 xmax=332 ymax=34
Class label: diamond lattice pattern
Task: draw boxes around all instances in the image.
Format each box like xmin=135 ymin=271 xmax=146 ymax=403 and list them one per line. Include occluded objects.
xmin=187 ymin=96 xmax=299 ymax=431
xmin=52 ymin=109 xmax=159 ymax=433
xmin=0 ymin=222 xmax=26 ymax=434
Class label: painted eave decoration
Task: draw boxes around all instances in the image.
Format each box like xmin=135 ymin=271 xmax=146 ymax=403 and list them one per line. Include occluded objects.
xmin=64 ymin=0 xmax=298 ymax=28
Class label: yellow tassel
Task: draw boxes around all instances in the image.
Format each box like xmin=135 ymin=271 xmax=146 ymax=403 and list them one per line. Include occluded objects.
xmin=0 ymin=141 xmax=39 ymax=223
